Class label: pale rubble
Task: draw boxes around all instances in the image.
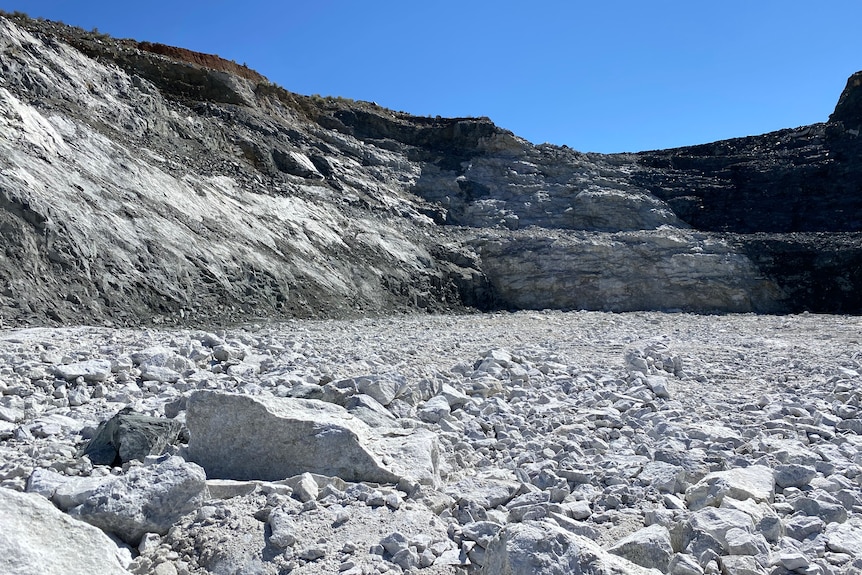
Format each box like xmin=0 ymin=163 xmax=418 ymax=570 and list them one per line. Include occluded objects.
xmin=0 ymin=312 xmax=861 ymax=574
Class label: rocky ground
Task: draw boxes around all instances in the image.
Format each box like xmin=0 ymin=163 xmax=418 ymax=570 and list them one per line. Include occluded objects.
xmin=2 ymin=311 xmax=861 ymax=574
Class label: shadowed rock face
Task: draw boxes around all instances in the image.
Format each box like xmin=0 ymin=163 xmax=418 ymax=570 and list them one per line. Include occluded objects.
xmin=0 ymin=12 xmax=860 ymax=324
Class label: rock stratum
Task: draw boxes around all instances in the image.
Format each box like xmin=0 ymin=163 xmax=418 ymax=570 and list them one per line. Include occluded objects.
xmin=1 ymin=13 xmax=861 ymax=325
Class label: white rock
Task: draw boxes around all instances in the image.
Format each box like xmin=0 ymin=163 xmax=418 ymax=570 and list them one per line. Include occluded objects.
xmin=718 ymin=555 xmax=767 ymax=575
xmin=186 ymin=390 xmax=439 ymax=485
xmin=825 ymin=517 xmax=862 ymax=555
xmin=773 ymin=551 xmax=809 ymax=571
xmin=685 ymin=465 xmax=774 ymax=510
xmin=418 ymin=395 xmax=451 ymax=423
xmin=0 ymin=405 xmax=24 ymax=423
xmin=267 ymin=507 xmax=298 ymax=548
xmin=137 ymin=349 xmax=195 ymax=372
xmin=24 ymin=467 xmax=67 ymax=499
xmin=285 ymin=472 xmax=318 ymax=502
xmin=438 ymin=383 xmax=471 ymax=408
xmin=461 ymin=521 xmax=504 ymax=548
xmin=480 ymin=520 xmax=662 ymax=574
xmin=0 ymin=488 xmax=131 ymax=575
xmin=774 ymin=463 xmax=817 ymax=489
xmin=140 ymin=365 xmax=181 ymax=383
xmin=686 ymin=506 xmax=755 ymax=552
xmin=784 ymin=515 xmax=824 ymax=541
xmin=53 ymin=474 xmax=119 ymax=511
xmin=353 ymin=375 xmax=402 ymax=406
xmin=563 ymin=499 xmax=593 ymax=520
xmin=608 ymin=524 xmax=674 ymax=572
xmin=723 ymin=527 xmax=768 ymax=555
xmin=380 ymin=531 xmax=409 ymax=556
xmin=669 ymin=553 xmax=704 ymax=575
xmin=445 ymin=469 xmax=520 ymax=509
xmin=639 ymin=460 xmax=686 ymax=493
xmin=54 ymin=359 xmax=112 ymax=382
xmin=212 ymin=343 xmax=246 ymax=362
xmin=644 ymin=375 xmax=671 ymax=399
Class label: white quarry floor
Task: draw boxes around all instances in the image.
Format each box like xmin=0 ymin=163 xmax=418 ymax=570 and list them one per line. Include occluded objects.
xmin=1 ymin=311 xmax=861 ymax=574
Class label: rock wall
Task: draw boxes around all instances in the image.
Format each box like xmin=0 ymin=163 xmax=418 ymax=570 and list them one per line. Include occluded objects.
xmin=0 ymin=12 xmax=860 ymax=324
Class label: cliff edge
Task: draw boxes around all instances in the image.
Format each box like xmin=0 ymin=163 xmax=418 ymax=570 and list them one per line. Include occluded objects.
xmin=0 ymin=13 xmax=860 ymax=325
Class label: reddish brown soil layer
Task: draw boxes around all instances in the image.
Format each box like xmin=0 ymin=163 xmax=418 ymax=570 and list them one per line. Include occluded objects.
xmin=137 ymin=41 xmax=266 ymax=82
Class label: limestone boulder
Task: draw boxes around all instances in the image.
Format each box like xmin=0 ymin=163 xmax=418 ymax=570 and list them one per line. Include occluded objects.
xmin=53 ymin=359 xmax=112 ymax=383
xmin=826 ymin=517 xmax=862 ymax=555
xmin=480 ymin=521 xmax=662 ymax=575
xmin=608 ymin=524 xmax=674 ymax=572
xmin=69 ymin=456 xmax=207 ymax=545
xmin=684 ymin=506 xmax=755 ymax=553
xmin=773 ymin=463 xmax=817 ymax=489
xmin=685 ymin=465 xmax=774 ymax=510
xmin=0 ymin=487 xmax=131 ymax=575
xmin=639 ymin=460 xmax=686 ymax=494
xmin=185 ymin=390 xmax=439 ymax=486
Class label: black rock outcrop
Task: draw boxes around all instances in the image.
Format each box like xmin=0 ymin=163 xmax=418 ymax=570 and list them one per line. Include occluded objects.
xmin=631 ymin=75 xmax=862 ymax=312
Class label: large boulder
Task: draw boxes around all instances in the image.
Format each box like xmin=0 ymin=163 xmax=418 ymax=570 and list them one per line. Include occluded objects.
xmin=185 ymin=390 xmax=439 ymax=485
xmin=69 ymin=456 xmax=207 ymax=545
xmin=480 ymin=520 xmax=662 ymax=575
xmin=53 ymin=359 xmax=112 ymax=383
xmin=0 ymin=487 xmax=131 ymax=575
xmin=608 ymin=524 xmax=674 ymax=572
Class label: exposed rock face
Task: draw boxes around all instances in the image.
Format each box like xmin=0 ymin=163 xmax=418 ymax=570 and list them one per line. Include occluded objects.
xmin=0 ymin=12 xmax=860 ymax=324
xmin=830 ymin=70 xmax=862 ymax=131
xmin=473 ymin=230 xmax=783 ymax=312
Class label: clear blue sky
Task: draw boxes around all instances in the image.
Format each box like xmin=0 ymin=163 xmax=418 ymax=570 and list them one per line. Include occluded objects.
xmin=5 ymin=1 xmax=862 ymax=153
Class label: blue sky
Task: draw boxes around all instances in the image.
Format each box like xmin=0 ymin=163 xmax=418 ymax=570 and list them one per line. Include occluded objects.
xmin=6 ymin=1 xmax=862 ymax=153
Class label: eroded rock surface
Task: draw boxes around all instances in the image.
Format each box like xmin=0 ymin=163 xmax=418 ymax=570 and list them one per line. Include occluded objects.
xmin=69 ymin=456 xmax=208 ymax=545
xmin=0 ymin=13 xmax=860 ymax=324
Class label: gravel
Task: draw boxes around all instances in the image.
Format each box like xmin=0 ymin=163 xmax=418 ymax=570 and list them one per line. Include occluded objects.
xmin=1 ymin=310 xmax=861 ymax=574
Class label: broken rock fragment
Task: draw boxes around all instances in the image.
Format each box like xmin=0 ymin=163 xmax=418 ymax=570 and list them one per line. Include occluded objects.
xmin=480 ymin=521 xmax=662 ymax=575
xmin=0 ymin=488 xmax=131 ymax=575
xmin=685 ymin=465 xmax=774 ymax=510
